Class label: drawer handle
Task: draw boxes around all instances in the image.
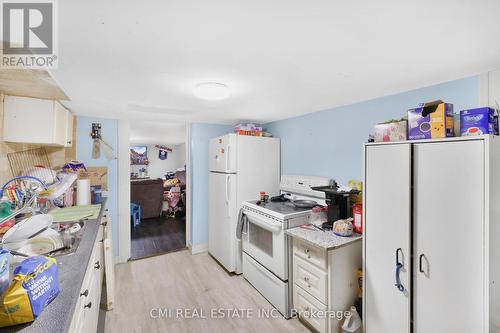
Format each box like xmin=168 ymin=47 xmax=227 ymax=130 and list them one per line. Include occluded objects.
xmin=304 ymin=248 xmax=310 ymax=254
xmin=308 ymin=284 xmax=311 ymax=288
xmin=303 ymin=277 xmax=309 ymax=282
xmin=100 ymin=221 xmax=107 ymax=226
xmin=84 ymin=301 xmax=92 ymax=309
xmin=80 ymin=289 xmax=89 ymax=297
xmin=94 ymin=261 xmax=101 ymax=269
xmin=307 ymin=255 xmax=311 ymax=259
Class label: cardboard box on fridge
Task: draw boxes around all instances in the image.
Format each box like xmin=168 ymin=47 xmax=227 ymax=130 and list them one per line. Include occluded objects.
xmin=77 ymin=167 xmax=108 ymax=190
xmin=407 ymin=100 xmax=454 ymax=140
xmin=374 ymin=120 xmax=407 ymax=142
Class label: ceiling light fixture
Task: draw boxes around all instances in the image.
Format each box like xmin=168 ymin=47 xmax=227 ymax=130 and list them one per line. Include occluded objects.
xmin=194 ymin=82 xmax=230 ymax=100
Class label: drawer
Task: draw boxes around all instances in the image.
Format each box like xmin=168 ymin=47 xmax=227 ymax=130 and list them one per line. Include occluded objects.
xmin=293 ymin=239 xmax=327 ymax=270
xmin=294 ymin=255 xmax=327 ymax=304
xmin=71 ymin=234 xmax=102 ymax=331
xmin=293 ymin=284 xmax=327 ymax=333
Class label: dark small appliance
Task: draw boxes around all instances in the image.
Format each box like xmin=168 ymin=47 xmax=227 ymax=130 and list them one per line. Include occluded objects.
xmin=311 ymin=181 xmax=361 ymax=229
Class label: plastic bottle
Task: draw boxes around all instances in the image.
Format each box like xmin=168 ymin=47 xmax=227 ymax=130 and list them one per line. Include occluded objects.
xmin=0 ymin=249 xmax=10 ymax=296
xmin=342 ymin=306 xmax=362 ymax=333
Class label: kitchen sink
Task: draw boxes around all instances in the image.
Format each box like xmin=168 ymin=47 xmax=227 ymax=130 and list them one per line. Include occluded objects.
xmin=47 ymin=220 xmax=87 ymax=257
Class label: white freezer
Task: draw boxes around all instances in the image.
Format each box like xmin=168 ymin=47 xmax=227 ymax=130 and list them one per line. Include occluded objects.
xmin=209 ymin=134 xmax=237 ymax=173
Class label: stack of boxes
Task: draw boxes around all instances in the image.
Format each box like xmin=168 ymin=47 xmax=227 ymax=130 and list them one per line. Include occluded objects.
xmin=233 ymin=123 xmax=263 ymax=136
xmin=373 ymin=100 xmax=499 ymax=142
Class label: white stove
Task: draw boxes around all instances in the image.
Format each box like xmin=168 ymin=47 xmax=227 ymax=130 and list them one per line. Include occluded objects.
xmin=238 ymin=175 xmax=331 ymax=318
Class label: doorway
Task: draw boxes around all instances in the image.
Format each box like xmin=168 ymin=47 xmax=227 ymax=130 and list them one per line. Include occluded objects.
xmin=128 ymin=123 xmax=188 ymax=260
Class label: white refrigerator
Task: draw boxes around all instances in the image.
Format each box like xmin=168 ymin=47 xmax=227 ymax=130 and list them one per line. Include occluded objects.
xmin=208 ymin=133 xmax=280 ymax=273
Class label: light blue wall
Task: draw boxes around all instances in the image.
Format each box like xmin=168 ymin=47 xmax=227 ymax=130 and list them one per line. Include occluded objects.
xmin=76 ymin=116 xmax=119 ymax=254
xmin=190 ymin=123 xmax=232 ymax=245
xmin=265 ymin=76 xmax=480 ymax=184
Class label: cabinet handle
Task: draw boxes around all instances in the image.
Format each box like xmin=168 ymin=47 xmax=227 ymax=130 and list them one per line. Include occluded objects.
xmin=304 ymin=277 xmax=309 ymax=282
xmin=100 ymin=221 xmax=107 ymax=226
xmin=394 ymin=248 xmax=405 ymax=292
xmin=304 ymin=248 xmax=310 ymax=254
xmin=84 ymin=302 xmax=92 ymax=309
xmin=80 ymin=289 xmax=88 ymax=297
xmin=94 ymin=261 xmax=101 ymax=269
xmin=419 ymin=254 xmax=426 ymax=273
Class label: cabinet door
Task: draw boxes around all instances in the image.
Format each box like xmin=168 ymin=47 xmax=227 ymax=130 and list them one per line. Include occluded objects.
xmin=363 ymin=144 xmax=411 ymax=333
xmin=364 ymin=144 xmax=411 ymax=333
xmin=3 ymin=96 xmax=54 ymax=144
xmin=414 ymin=140 xmax=484 ymax=333
xmin=53 ymin=101 xmax=67 ymax=146
xmin=65 ymin=111 xmax=74 ymax=147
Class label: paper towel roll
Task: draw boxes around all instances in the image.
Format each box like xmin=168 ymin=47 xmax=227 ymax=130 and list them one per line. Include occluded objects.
xmin=76 ymin=179 xmax=91 ymax=206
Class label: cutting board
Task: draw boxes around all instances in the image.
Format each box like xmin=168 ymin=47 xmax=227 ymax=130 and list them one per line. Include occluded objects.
xmin=48 ymin=204 xmax=101 ymax=223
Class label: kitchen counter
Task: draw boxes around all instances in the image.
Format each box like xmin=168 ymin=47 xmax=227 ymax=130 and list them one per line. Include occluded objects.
xmin=4 ymin=199 xmax=107 ymax=333
xmin=285 ymin=226 xmax=362 ymax=250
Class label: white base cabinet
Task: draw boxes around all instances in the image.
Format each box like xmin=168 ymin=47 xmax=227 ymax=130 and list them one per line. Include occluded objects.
xmin=364 ymin=136 xmax=500 ymax=333
xmin=69 ymin=216 xmax=108 ymax=333
xmin=292 ymin=238 xmax=361 ymax=333
xmin=2 ymin=95 xmax=73 ymax=147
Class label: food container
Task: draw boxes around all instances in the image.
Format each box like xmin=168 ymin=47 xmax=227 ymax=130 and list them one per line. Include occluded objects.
xmin=332 ymin=218 xmax=354 ymax=237
xmin=373 ymin=120 xmax=407 ymax=142
xmin=460 ymin=107 xmax=499 ymax=136
xmin=408 ymin=100 xmax=454 ymax=140
xmin=234 ymin=123 xmax=263 ymax=136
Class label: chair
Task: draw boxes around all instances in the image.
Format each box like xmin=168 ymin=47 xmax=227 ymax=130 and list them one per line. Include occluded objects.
xmin=130 ymin=202 xmax=141 ymax=227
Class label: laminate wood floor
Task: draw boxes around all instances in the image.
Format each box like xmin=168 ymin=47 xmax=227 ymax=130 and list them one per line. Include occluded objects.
xmin=131 ymin=215 xmax=186 ymax=260
xmin=104 ymin=250 xmax=311 ymax=333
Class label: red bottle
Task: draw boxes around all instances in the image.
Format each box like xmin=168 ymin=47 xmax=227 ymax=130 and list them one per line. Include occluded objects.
xmin=353 ymin=203 xmax=363 ymax=234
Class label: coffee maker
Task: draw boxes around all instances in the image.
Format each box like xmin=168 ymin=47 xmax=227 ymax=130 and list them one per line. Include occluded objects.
xmin=312 ymin=181 xmax=360 ymax=229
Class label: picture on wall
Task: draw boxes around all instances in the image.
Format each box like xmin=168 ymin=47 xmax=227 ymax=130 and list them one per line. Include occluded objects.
xmin=158 ymin=149 xmax=168 ymax=160
xmin=130 ymin=146 xmax=149 ymax=165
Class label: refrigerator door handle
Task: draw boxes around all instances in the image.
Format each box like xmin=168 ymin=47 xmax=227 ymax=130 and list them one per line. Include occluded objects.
xmin=394 ymin=248 xmax=405 ymax=292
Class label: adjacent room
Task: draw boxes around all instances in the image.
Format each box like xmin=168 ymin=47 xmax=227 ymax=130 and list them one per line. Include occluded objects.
xmin=0 ymin=1 xmax=499 ymax=333
xmin=129 ymin=121 xmax=187 ymax=259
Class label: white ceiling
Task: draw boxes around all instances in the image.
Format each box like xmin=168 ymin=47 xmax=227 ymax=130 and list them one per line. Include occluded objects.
xmin=52 ymin=0 xmax=500 ymax=143
xmin=129 ymin=120 xmax=186 ymax=145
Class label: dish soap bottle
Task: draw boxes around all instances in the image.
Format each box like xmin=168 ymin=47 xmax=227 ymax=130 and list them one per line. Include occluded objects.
xmin=342 ymin=306 xmax=362 ymax=333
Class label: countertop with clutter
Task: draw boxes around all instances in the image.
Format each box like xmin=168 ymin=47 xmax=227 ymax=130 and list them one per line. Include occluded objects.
xmin=3 ymin=199 xmax=107 ymax=333
xmin=285 ymin=226 xmax=362 ymax=250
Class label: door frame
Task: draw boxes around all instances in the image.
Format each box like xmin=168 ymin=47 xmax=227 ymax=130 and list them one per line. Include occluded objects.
xmin=117 ymin=120 xmax=190 ymax=263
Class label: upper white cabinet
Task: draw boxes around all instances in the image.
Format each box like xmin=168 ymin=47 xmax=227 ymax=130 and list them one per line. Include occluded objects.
xmin=3 ymin=95 xmax=74 ymax=147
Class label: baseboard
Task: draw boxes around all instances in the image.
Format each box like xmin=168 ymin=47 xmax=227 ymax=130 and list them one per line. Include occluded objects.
xmin=190 ymin=243 xmax=208 ymax=255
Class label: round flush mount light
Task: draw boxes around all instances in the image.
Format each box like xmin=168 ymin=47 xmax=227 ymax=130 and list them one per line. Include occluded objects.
xmin=194 ymin=82 xmax=230 ymax=100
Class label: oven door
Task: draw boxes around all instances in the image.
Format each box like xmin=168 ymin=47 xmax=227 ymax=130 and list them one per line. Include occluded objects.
xmin=242 ymin=210 xmax=287 ymax=280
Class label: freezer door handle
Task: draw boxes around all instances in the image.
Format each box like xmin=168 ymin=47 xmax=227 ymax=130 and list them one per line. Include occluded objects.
xmin=225 ymin=175 xmax=230 ymax=204
xmin=225 ymin=145 xmax=230 ymax=171
xmin=394 ymin=248 xmax=405 ymax=292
